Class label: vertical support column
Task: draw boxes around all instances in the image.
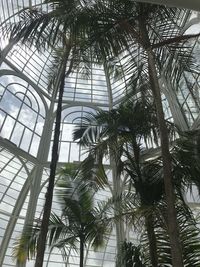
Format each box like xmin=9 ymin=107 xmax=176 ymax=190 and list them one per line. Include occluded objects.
xmin=0 ymin=166 xmax=36 ymax=266
xmin=14 ymin=94 xmax=57 ymax=267
xmin=0 ymin=40 xmax=17 ymax=67
xmin=104 ymin=61 xmax=125 ymax=265
xmin=112 ymin=160 xmax=125 ymax=267
xmin=160 ymin=75 xmax=189 ymax=131
xmin=22 ymin=95 xmax=56 ymax=225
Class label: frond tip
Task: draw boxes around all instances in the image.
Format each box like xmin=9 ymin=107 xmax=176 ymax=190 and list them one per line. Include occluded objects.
xmin=12 ymin=224 xmax=40 ymax=263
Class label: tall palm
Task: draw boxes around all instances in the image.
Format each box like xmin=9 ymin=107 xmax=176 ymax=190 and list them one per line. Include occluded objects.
xmin=6 ymin=1 xmax=200 ymax=266
xmin=123 ymin=127 xmax=200 ymax=266
xmin=13 ymin=164 xmax=110 ymax=267
xmin=74 ymin=108 xmax=126 ymax=266
xmin=5 ymin=6 xmax=94 ymax=266
xmin=52 ymin=164 xmax=110 ymax=267
xmin=73 ymin=97 xmax=164 ymax=266
xmin=71 ymin=4 xmax=198 ymax=266
xmin=73 ymin=97 xmax=200 ymax=266
xmin=123 ymin=152 xmax=164 ymax=267
xmin=118 ymin=195 xmax=200 ymax=266
xmin=35 ymin=44 xmax=71 ymax=267
xmin=117 ymin=143 xmax=200 ymax=266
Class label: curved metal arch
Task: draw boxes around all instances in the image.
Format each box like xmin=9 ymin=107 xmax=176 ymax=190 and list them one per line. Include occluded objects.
xmin=0 ymin=150 xmax=35 ymax=266
xmin=0 ymin=69 xmax=49 ymax=113
xmin=51 ymin=103 xmax=102 ymax=122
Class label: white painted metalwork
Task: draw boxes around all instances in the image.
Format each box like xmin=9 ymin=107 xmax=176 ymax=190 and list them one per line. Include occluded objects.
xmin=0 ymin=1 xmax=200 ymax=267
xmin=136 ymin=0 xmax=200 ymax=11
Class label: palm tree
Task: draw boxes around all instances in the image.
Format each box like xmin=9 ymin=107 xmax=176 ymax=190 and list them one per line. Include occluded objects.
xmin=5 ymin=2 xmax=116 ymax=263
xmin=115 ymin=144 xmax=200 ymax=266
xmin=123 ymin=152 xmax=164 ymax=267
xmin=73 ymin=96 xmax=164 ymax=266
xmin=13 ymin=164 xmax=110 ymax=267
xmin=35 ymin=44 xmax=72 ymax=267
xmin=70 ymin=4 xmax=199 ymax=265
xmin=5 ymin=8 xmax=95 ymax=266
xmin=6 ymin=1 xmax=200 ymax=266
xmin=122 ymin=127 xmax=200 ymax=266
xmin=117 ymin=197 xmax=200 ymax=266
xmin=73 ymin=97 xmax=200 ymax=266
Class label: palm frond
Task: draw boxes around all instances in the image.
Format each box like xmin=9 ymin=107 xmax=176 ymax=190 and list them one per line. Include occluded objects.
xmin=139 ymin=201 xmax=200 ymax=266
xmin=79 ymin=153 xmax=109 ymax=189
xmin=172 ymin=130 xmax=200 ymax=196
xmin=12 ymin=223 xmax=40 ymax=263
xmin=118 ymin=241 xmax=145 ymax=267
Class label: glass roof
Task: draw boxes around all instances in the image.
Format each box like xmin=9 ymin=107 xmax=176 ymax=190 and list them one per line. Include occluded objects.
xmin=1 ymin=1 xmax=199 ymax=108
xmin=1 ymin=1 xmax=200 ymax=266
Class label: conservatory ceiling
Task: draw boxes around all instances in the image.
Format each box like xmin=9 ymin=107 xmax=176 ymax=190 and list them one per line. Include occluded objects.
xmin=137 ymin=0 xmax=200 ymax=11
xmin=0 ymin=1 xmax=200 ymax=267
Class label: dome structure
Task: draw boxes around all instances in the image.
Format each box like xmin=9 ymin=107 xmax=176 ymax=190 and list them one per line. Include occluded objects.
xmin=0 ymin=1 xmax=200 ymax=267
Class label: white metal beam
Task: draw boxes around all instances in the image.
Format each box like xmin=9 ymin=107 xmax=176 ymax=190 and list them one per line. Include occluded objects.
xmin=136 ymin=0 xmax=200 ymax=11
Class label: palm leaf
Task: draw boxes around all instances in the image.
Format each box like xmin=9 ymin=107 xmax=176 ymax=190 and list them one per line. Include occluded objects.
xmin=12 ymin=223 xmax=40 ymax=263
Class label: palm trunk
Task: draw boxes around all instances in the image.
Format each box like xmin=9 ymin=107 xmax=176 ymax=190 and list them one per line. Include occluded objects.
xmin=147 ymin=48 xmax=183 ymax=267
xmin=138 ymin=18 xmax=183 ymax=267
xmin=80 ymin=237 xmax=84 ymax=267
xmin=111 ymin=154 xmax=125 ymax=267
xmin=34 ymin=50 xmax=69 ymax=267
xmin=145 ymin=213 xmax=158 ymax=267
xmin=133 ymin=138 xmax=159 ymax=267
xmin=133 ymin=138 xmax=158 ymax=267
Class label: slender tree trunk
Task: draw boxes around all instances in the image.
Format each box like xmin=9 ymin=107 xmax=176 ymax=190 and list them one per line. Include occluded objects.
xmin=145 ymin=213 xmax=158 ymax=267
xmin=111 ymin=153 xmax=125 ymax=267
xmin=34 ymin=50 xmax=69 ymax=267
xmin=138 ymin=14 xmax=183 ymax=267
xmin=147 ymin=48 xmax=183 ymax=267
xmin=80 ymin=237 xmax=84 ymax=267
xmin=132 ymin=138 xmax=159 ymax=267
xmin=133 ymin=140 xmax=159 ymax=266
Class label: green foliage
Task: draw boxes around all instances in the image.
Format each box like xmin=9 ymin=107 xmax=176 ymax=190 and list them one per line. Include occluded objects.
xmin=73 ymin=96 xmax=200 ymax=266
xmin=78 ymin=154 xmax=109 ymax=190
xmin=13 ymin=163 xmax=111 ymax=264
xmin=12 ymin=224 xmax=40 ymax=263
xmin=73 ymin=98 xmax=161 ymax=155
xmin=118 ymin=241 xmax=145 ymax=267
xmin=5 ymin=0 xmax=198 ymax=93
xmin=140 ymin=202 xmax=200 ymax=266
xmin=6 ymin=1 xmax=200 ymax=266
xmin=172 ymin=130 xmax=200 ymax=196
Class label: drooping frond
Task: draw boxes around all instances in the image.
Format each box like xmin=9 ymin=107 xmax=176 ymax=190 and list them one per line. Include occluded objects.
xmin=12 ymin=223 xmax=40 ymax=263
xmin=118 ymin=241 xmax=145 ymax=267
